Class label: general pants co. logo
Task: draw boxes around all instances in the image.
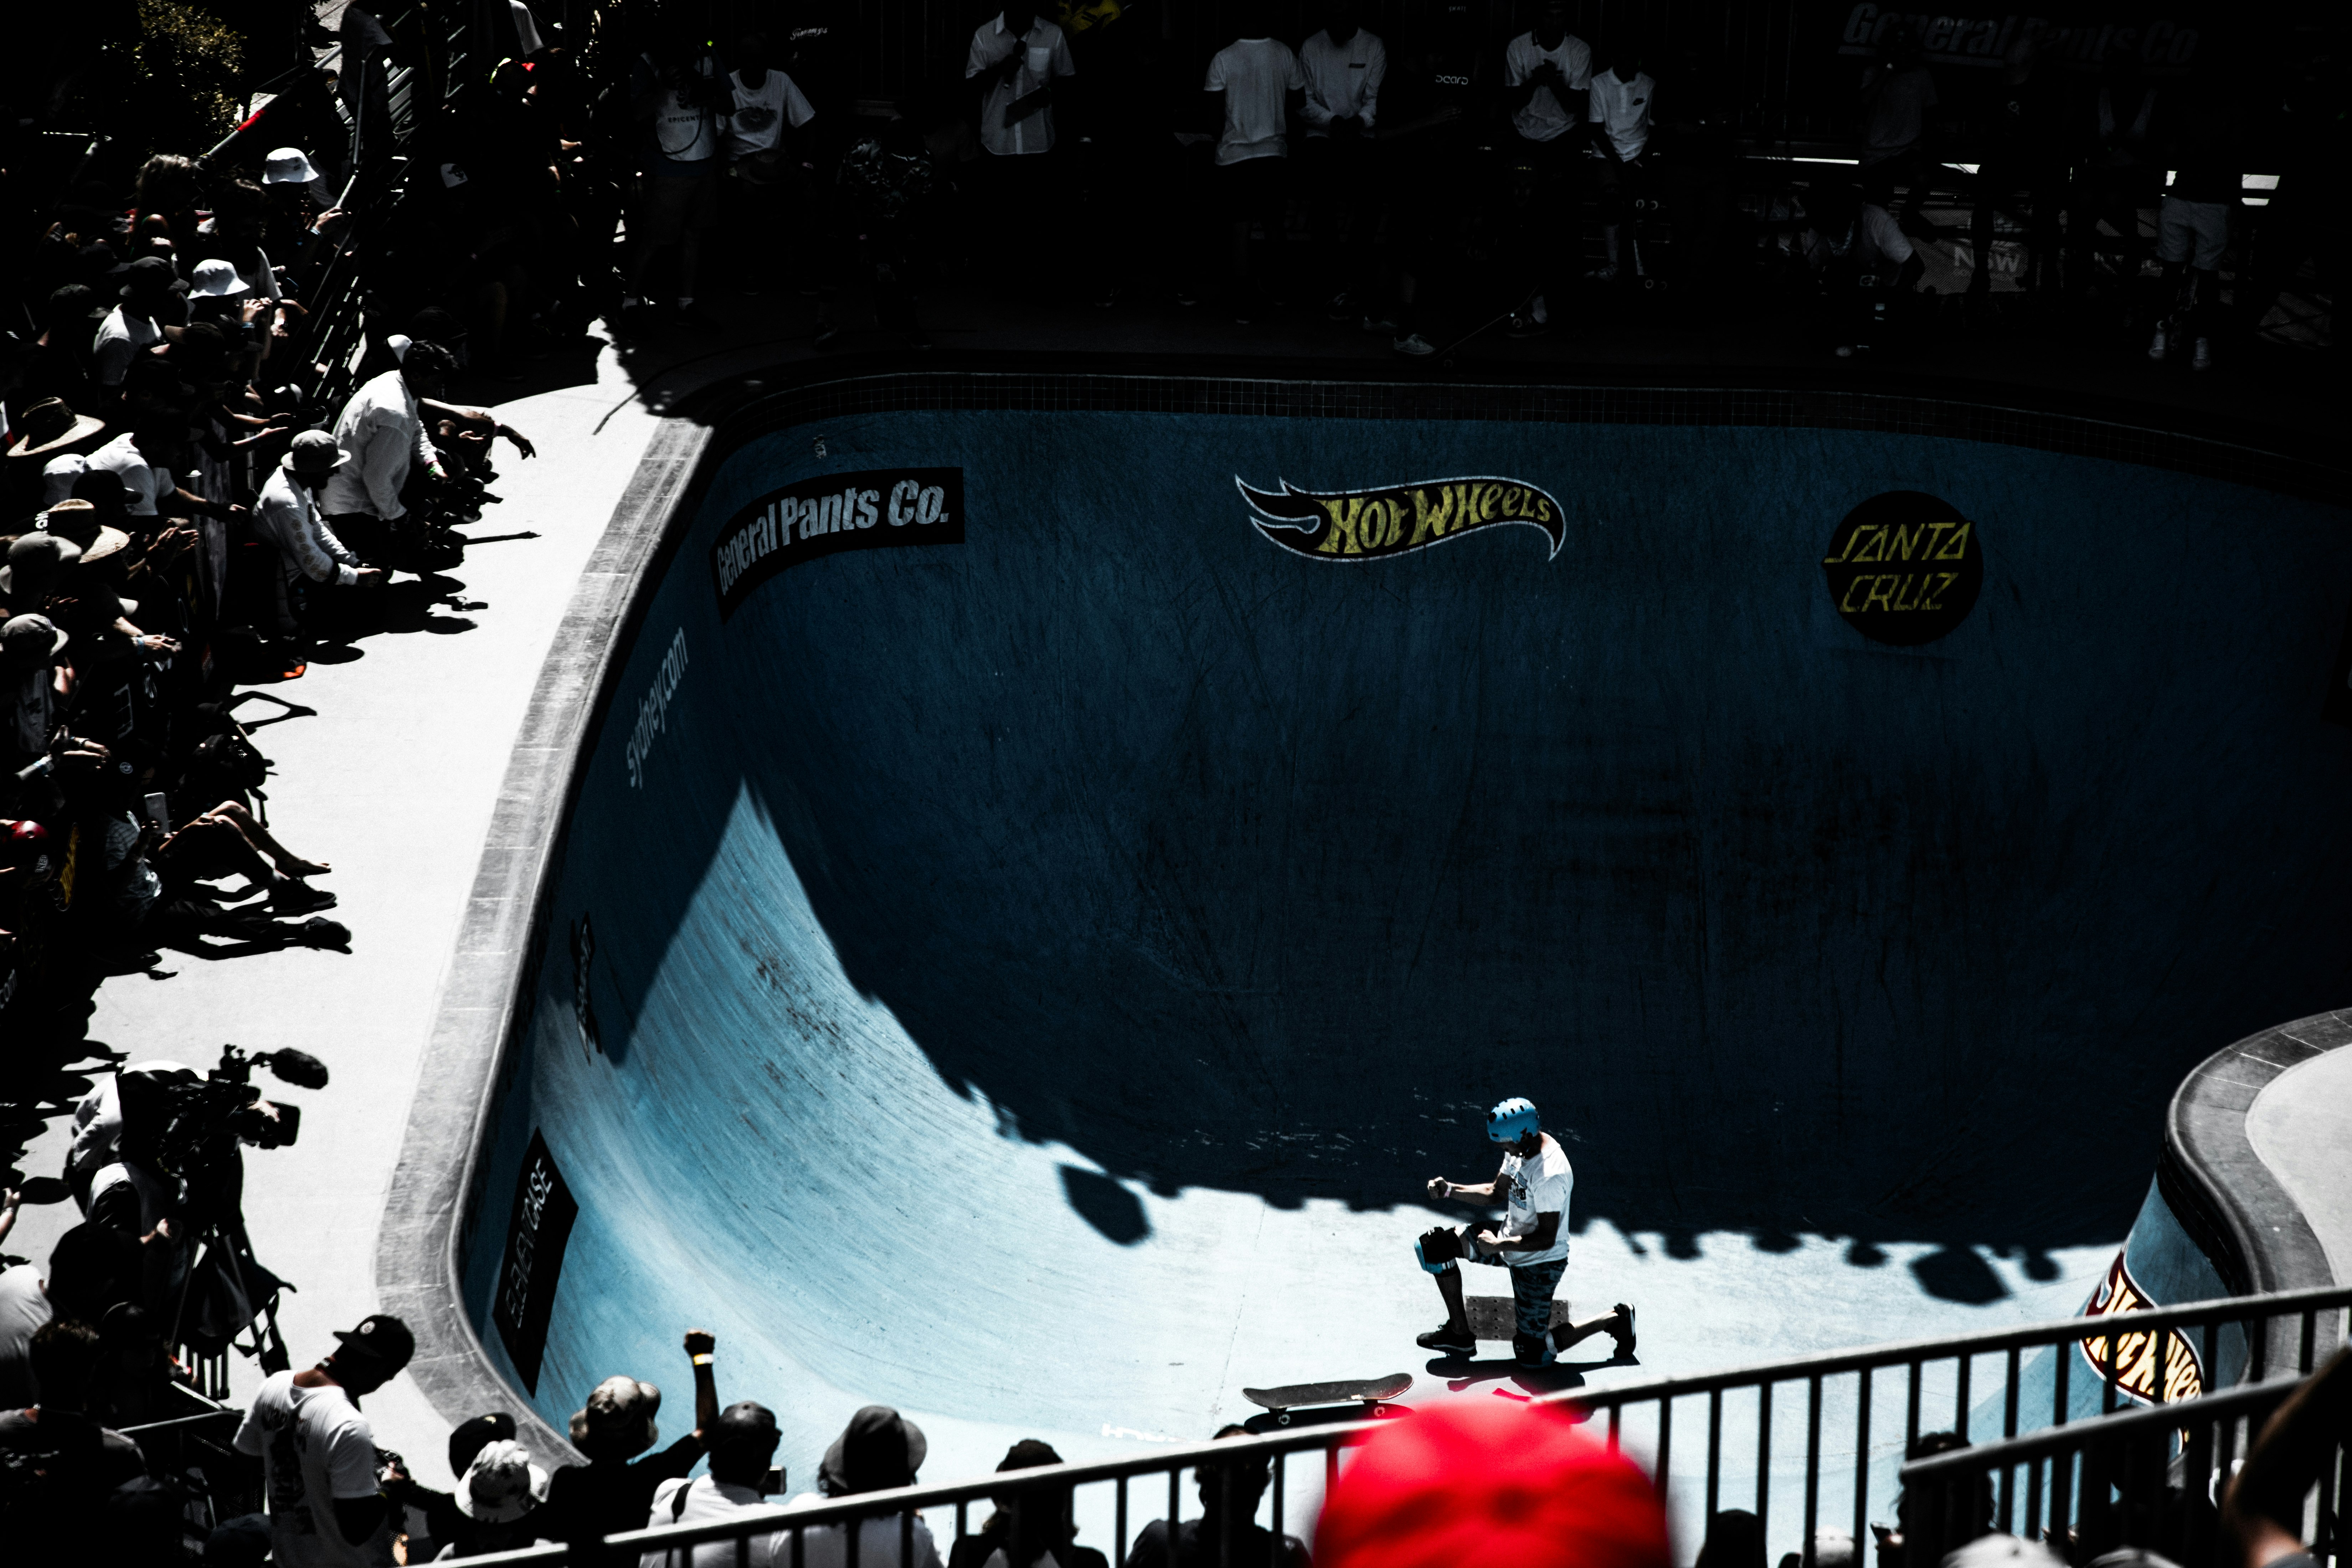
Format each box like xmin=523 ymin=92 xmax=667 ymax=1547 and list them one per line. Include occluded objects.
xmin=1239 ymin=475 xmax=1566 ymax=561
xmin=710 ymin=467 xmax=963 ymax=617
xmin=1821 ymin=490 xmax=1983 ymax=646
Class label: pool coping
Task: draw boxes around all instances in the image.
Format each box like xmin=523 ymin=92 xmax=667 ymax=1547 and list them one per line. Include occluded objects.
xmin=379 ymin=358 xmax=2352 ymax=1459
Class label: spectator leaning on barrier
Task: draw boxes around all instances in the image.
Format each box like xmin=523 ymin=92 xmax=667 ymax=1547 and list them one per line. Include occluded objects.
xmin=773 ymin=1405 xmax=946 ymax=1568
xmin=642 ymin=1400 xmax=793 ymax=1568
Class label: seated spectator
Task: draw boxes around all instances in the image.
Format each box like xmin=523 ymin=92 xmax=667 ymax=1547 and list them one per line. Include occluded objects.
xmin=642 ymin=1400 xmax=795 ymax=1567
xmin=0 ymin=1319 xmax=150 ymax=1558
xmin=951 ymin=1439 xmax=1106 ymax=1568
xmin=231 ymin=1313 xmax=415 ymax=1568
xmin=1313 ymin=1398 xmax=1667 ymax=1568
xmin=543 ymin=1326 xmax=720 ymax=1548
xmin=1296 ymin=0 xmax=1386 ymax=322
xmin=438 ymin=1437 xmax=554 ymax=1557
xmin=1203 ymin=2 xmax=1306 ymax=323
xmin=769 ymin=1405 xmax=944 ymax=1568
xmin=963 ymin=2 xmax=1078 ymax=281
xmin=383 ymin=1410 xmax=517 ymax=1561
xmin=253 ymin=430 xmax=382 ymax=639
xmin=1123 ymin=1426 xmax=1308 ymax=1568
xmin=92 ymin=259 xmax=187 ymax=402
xmin=1585 ymin=40 xmax=1656 ymax=283
xmin=1501 ymin=0 xmax=1593 ymax=336
xmin=153 ymin=796 xmax=334 ymax=914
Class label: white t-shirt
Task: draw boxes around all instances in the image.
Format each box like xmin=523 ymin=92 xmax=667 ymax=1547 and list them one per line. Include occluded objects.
xmin=0 ymin=1264 xmax=51 ymax=1410
xmin=88 ymin=429 xmax=172 ymax=516
xmin=645 ymin=55 xmax=723 ymax=164
xmin=1496 ymin=1134 xmax=1574 ymax=1265
xmin=1205 ymin=39 xmax=1306 ymax=165
xmin=726 ymin=68 xmax=816 ymax=156
xmin=1504 ymin=31 xmax=1592 ymax=143
xmin=639 ymin=1483 xmax=946 ymax=1568
xmin=1588 ymin=68 xmax=1655 ymax=160
xmin=92 ymin=305 xmax=161 ymax=390
xmin=776 ymin=1496 xmax=946 ymax=1568
xmin=965 ymin=15 xmax=1076 ymax=158
xmin=233 ymin=1371 xmax=391 ymax=1568
xmin=1298 ymin=28 xmax=1387 ymax=135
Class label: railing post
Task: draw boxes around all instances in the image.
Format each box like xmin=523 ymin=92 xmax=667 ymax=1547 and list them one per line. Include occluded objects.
xmin=1757 ymin=1381 xmax=1774 ymax=1540
xmin=1854 ymin=1366 xmax=1873 ymax=1566
xmin=1804 ymin=1375 xmax=1823 ymax=1568
xmin=1658 ymin=1396 xmax=1674 ymax=1502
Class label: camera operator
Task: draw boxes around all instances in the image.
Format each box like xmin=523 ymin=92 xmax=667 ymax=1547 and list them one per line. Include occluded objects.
xmin=622 ymin=15 xmax=732 ymax=325
xmin=319 ymin=337 xmax=458 ymax=570
xmin=233 ymin=1313 xmax=415 ymax=1568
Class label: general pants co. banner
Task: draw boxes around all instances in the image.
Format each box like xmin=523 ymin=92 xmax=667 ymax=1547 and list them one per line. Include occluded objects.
xmin=711 ymin=467 xmax=964 ymax=618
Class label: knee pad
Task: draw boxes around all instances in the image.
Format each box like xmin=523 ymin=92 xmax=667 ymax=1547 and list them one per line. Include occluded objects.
xmin=1415 ymin=1226 xmax=1465 ymax=1274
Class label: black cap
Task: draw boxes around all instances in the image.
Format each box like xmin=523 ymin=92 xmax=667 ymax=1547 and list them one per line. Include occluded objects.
xmin=710 ymin=1400 xmax=781 ymax=1453
xmin=331 ymin=1313 xmax=416 ymax=1372
xmin=118 ymin=256 xmax=190 ymax=300
xmin=449 ymin=1411 xmax=518 ymax=1477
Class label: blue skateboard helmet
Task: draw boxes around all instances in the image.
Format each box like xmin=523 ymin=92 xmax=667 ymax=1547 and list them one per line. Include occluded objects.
xmin=1486 ymin=1097 xmax=1540 ymax=1143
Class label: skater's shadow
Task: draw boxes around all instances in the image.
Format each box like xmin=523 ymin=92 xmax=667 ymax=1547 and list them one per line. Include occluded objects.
xmin=1426 ymin=1354 xmax=1630 ymax=1397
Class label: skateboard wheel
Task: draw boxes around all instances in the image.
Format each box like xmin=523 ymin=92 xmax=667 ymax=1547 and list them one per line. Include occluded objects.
xmin=1277 ymin=1412 xmax=1292 ymax=1426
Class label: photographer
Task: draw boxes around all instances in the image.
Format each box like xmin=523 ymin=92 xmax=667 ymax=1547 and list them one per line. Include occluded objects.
xmin=622 ymin=16 xmax=731 ymax=325
xmin=233 ymin=1313 xmax=415 ymax=1568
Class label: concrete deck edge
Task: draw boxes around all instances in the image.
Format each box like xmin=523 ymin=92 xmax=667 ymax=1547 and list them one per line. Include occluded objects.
xmin=374 ymin=412 xmax=712 ymax=1464
xmin=2164 ymin=1010 xmax=2352 ymax=1373
xmin=381 ymin=356 xmax=2352 ymax=1454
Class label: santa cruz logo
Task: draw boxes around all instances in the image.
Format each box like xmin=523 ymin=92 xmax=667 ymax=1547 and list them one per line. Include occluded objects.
xmin=1239 ymin=474 xmax=1567 ymax=562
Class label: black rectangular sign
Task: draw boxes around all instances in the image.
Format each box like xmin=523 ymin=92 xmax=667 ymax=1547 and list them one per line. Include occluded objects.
xmin=491 ymin=1130 xmax=578 ymax=1394
xmin=710 ymin=467 xmax=964 ymax=618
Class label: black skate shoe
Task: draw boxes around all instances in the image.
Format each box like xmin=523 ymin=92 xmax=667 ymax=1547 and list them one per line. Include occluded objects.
xmin=1416 ymin=1322 xmax=1476 ymax=1356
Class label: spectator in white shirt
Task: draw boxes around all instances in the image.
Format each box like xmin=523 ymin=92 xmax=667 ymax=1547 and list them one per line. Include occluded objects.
xmin=91 ymin=259 xmax=186 ymax=400
xmin=965 ymin=5 xmax=1077 ymax=277
xmin=319 ymin=338 xmax=453 ymax=565
xmin=1297 ymin=0 xmax=1386 ymax=320
xmin=86 ymin=416 xmax=242 ymax=525
xmin=254 ymin=431 xmax=382 ymax=636
xmin=723 ymin=31 xmax=817 ymax=279
xmin=1203 ymin=4 xmax=1306 ymax=322
xmin=233 ymin=1314 xmax=413 ymax=1568
xmin=1501 ymin=0 xmax=1592 ymax=336
xmin=1586 ymin=41 xmax=1656 ymax=282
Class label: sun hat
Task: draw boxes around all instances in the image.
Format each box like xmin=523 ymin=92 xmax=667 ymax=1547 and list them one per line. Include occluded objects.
xmin=1 ymin=533 xmax=82 ymax=604
xmin=7 ymin=397 xmax=106 ymax=461
xmin=570 ymin=1374 xmax=662 ymax=1458
xmin=263 ymin=146 xmax=321 ymax=185
xmin=283 ymin=429 xmax=350 ymax=477
xmin=1 ymin=613 xmax=69 ymax=667
xmin=819 ymin=1405 xmax=928 ymax=1496
xmin=118 ymin=256 xmax=190 ymax=302
xmin=1314 ymin=1399 xmax=1670 ymax=1568
xmin=455 ymin=1439 xmax=550 ymax=1523
xmin=40 ymin=499 xmax=130 ymax=565
xmin=190 ymin=257 xmax=251 ymax=298
xmin=42 ymin=455 xmax=90 ymax=507
xmin=330 ymin=1312 xmax=416 ymax=1373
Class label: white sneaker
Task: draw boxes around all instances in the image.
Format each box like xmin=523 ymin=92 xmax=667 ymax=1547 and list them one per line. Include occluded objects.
xmin=2148 ymin=324 xmax=2168 ymax=361
xmin=1359 ymin=314 xmax=1400 ymax=334
xmin=2192 ymin=336 xmax=2212 ymax=370
xmin=1392 ymin=333 xmax=1436 ymax=357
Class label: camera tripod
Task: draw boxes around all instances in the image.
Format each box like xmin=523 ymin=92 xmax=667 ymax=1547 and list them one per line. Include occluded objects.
xmin=164 ymin=1206 xmax=292 ymax=1400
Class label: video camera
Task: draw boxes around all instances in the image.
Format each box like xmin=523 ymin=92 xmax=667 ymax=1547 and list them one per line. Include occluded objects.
xmin=119 ymin=1045 xmax=329 ymax=1223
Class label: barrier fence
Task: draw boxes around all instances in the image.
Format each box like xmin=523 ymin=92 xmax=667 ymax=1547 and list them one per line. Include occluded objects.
xmin=425 ymin=1286 xmax=2349 ymax=1568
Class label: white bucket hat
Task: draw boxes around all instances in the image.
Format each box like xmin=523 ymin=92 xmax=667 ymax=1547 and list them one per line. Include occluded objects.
xmin=263 ymin=146 xmax=320 ymax=185
xmin=190 ymin=257 xmax=251 ymax=298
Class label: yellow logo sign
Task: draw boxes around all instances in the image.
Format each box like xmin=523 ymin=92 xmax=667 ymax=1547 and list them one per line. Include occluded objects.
xmin=2078 ymin=1252 xmax=2204 ymax=1404
xmin=1239 ymin=475 xmax=1567 ymax=562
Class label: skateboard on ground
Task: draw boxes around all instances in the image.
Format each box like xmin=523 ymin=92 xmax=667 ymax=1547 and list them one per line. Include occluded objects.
xmin=1241 ymin=1373 xmax=1413 ymax=1425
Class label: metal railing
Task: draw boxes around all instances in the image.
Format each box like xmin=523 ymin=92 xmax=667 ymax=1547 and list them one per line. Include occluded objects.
xmin=1902 ymin=1374 xmax=2345 ymax=1568
xmin=428 ymin=1287 xmax=2348 ymax=1568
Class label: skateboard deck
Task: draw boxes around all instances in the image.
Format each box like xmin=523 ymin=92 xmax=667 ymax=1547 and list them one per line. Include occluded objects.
xmin=1467 ymin=1296 xmax=1573 ymax=1342
xmin=1241 ymin=1373 xmax=1413 ymax=1424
